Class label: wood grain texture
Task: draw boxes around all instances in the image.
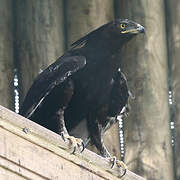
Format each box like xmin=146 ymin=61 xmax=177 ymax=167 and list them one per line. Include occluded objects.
xmin=165 ymin=0 xmax=180 ymax=178
xmin=0 ymin=105 xmax=145 ymax=180
xmin=115 ymin=0 xmax=174 ymax=179
xmin=15 ymin=0 xmax=65 ymax=102
xmin=65 ymin=0 xmax=114 ymax=46
xmin=0 ymin=0 xmax=14 ymax=110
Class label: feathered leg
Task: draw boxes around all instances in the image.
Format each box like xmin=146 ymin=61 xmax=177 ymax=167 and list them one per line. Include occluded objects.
xmin=87 ymin=107 xmax=127 ymax=177
xmin=55 ymin=79 xmax=84 ymax=153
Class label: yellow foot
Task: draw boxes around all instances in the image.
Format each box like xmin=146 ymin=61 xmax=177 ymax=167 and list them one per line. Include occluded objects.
xmin=107 ymin=156 xmax=127 ymax=178
xmin=60 ymin=132 xmax=85 ymax=154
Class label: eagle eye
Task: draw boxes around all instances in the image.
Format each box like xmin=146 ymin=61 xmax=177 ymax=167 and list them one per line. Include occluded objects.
xmin=120 ymin=23 xmax=126 ymax=29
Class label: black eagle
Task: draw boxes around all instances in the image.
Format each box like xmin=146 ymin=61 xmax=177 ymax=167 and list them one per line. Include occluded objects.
xmin=20 ymin=19 xmax=144 ymax=175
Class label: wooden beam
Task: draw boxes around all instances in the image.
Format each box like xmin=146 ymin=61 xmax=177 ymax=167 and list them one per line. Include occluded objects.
xmin=0 ymin=105 xmax=145 ymax=180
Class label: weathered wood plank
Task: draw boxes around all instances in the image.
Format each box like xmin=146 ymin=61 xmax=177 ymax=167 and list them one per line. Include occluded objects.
xmin=0 ymin=166 xmax=27 ymax=180
xmin=0 ymin=155 xmax=43 ymax=180
xmin=0 ymin=105 xmax=145 ymax=180
xmin=0 ymin=128 xmax=107 ymax=180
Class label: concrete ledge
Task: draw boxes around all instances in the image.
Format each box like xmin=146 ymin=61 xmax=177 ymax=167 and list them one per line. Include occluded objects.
xmin=0 ymin=105 xmax=145 ymax=180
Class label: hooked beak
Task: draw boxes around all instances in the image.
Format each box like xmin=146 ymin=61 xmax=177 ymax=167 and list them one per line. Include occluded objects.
xmin=121 ymin=23 xmax=145 ymax=34
xmin=137 ymin=24 xmax=145 ymax=33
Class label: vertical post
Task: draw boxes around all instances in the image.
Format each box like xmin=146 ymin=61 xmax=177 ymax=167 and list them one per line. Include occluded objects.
xmin=0 ymin=0 xmax=14 ymax=110
xmin=115 ymin=0 xmax=173 ymax=179
xmin=65 ymin=0 xmax=114 ymax=46
xmin=15 ymin=0 xmax=65 ymax=103
xmin=165 ymin=0 xmax=180 ymax=179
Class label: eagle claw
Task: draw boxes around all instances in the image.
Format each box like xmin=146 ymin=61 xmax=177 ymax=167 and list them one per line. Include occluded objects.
xmin=60 ymin=132 xmax=85 ymax=153
xmin=60 ymin=132 xmax=66 ymax=142
xmin=80 ymin=142 xmax=85 ymax=153
xmin=107 ymin=156 xmax=127 ymax=178
xmin=66 ymin=135 xmax=85 ymax=154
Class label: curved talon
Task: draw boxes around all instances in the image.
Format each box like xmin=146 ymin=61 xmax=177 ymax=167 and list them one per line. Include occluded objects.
xmin=110 ymin=156 xmax=116 ymax=169
xmin=116 ymin=160 xmax=127 ymax=178
xmin=60 ymin=132 xmax=66 ymax=142
xmin=120 ymin=168 xmax=127 ymax=178
xmin=107 ymin=157 xmax=127 ymax=178
xmin=71 ymin=146 xmax=76 ymax=154
xmin=80 ymin=142 xmax=85 ymax=153
xmin=65 ymin=136 xmax=84 ymax=154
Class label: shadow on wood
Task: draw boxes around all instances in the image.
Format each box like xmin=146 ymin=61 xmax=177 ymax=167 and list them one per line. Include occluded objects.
xmin=0 ymin=105 xmax=145 ymax=180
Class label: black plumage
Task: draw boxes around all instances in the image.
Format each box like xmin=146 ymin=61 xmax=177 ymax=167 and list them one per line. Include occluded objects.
xmin=20 ymin=19 xmax=144 ymax=168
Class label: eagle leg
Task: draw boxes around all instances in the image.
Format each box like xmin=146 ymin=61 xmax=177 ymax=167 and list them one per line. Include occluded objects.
xmin=87 ymin=110 xmax=127 ymax=177
xmin=107 ymin=156 xmax=127 ymax=177
xmin=54 ymin=79 xmax=85 ymax=154
xmin=59 ymin=133 xmax=85 ymax=154
xmin=56 ymin=108 xmax=85 ymax=153
xmin=66 ymin=136 xmax=85 ymax=154
xmin=87 ymin=110 xmax=111 ymax=157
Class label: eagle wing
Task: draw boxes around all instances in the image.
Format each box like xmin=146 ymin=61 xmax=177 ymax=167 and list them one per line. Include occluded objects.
xmin=20 ymin=55 xmax=86 ymax=118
